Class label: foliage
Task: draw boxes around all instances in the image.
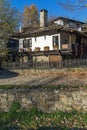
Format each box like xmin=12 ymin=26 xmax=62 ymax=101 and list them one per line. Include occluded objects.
xmin=0 ymin=84 xmax=87 ymax=90
xmin=0 ymin=0 xmax=21 ymax=61
xmin=23 ymin=4 xmax=39 ymax=27
xmin=0 ymin=102 xmax=87 ymax=129
xmin=0 ymin=0 xmax=20 ymax=47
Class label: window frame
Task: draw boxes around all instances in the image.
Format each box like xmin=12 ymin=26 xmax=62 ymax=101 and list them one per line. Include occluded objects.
xmin=23 ymin=39 xmax=32 ymax=48
xmin=52 ymin=36 xmax=58 ymax=47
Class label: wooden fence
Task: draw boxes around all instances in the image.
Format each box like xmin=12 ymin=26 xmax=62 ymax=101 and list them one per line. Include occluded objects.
xmin=1 ymin=58 xmax=87 ymax=71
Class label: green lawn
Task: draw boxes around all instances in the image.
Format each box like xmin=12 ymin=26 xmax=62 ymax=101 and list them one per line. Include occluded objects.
xmin=0 ymin=102 xmax=87 ymax=130
xmin=0 ymin=84 xmax=87 ymax=90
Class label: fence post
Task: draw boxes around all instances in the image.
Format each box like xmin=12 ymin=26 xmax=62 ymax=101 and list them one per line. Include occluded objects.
xmin=13 ymin=62 xmax=14 ymax=72
xmin=33 ymin=61 xmax=35 ymax=70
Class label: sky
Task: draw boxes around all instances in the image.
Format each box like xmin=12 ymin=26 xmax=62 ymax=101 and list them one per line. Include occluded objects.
xmin=11 ymin=0 xmax=87 ymax=22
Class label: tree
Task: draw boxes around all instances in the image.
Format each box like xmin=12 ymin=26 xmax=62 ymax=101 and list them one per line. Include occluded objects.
xmin=0 ymin=0 xmax=20 ymax=47
xmin=0 ymin=0 xmax=20 ymax=61
xmin=58 ymin=0 xmax=87 ymax=11
xmin=23 ymin=4 xmax=39 ymax=28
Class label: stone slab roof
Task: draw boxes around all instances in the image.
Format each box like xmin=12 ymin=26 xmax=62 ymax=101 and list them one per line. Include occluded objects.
xmin=13 ymin=23 xmax=87 ymax=38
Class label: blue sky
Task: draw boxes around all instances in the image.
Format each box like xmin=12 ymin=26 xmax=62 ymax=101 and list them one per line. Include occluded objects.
xmin=11 ymin=0 xmax=87 ymax=22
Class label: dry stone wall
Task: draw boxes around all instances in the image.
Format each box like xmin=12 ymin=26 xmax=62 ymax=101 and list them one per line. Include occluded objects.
xmin=0 ymin=88 xmax=87 ymax=112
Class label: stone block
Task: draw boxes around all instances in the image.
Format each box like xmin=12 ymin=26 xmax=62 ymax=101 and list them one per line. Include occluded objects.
xmin=55 ymin=102 xmax=63 ymax=111
xmin=65 ymin=107 xmax=72 ymax=112
xmin=7 ymin=94 xmax=15 ymax=101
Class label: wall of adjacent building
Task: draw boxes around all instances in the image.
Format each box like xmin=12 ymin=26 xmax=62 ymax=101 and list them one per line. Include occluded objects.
xmin=54 ymin=19 xmax=82 ymax=31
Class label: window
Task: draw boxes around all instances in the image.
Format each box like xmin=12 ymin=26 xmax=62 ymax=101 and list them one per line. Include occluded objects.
xmin=61 ymin=32 xmax=69 ymax=44
xmin=69 ymin=22 xmax=75 ymax=28
xmin=35 ymin=37 xmax=37 ymax=42
xmin=23 ymin=39 xmax=32 ymax=48
xmin=76 ymin=23 xmax=80 ymax=28
xmin=53 ymin=36 xmax=58 ymax=46
xmin=64 ymin=39 xmax=68 ymax=44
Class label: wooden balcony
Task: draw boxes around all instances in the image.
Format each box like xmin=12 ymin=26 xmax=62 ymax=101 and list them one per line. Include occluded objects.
xmin=19 ymin=48 xmax=24 ymax=52
xmin=34 ymin=47 xmax=40 ymax=51
xmin=62 ymin=44 xmax=69 ymax=49
xmin=27 ymin=48 xmax=32 ymax=52
xmin=31 ymin=50 xmax=60 ymax=56
xmin=44 ymin=46 xmax=49 ymax=51
xmin=53 ymin=46 xmax=58 ymax=51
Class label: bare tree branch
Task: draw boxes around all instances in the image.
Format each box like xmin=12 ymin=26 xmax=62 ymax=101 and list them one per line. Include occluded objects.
xmin=58 ymin=0 xmax=87 ymax=11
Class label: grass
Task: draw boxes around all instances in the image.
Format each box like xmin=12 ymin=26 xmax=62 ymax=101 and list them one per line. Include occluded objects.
xmin=0 ymin=84 xmax=87 ymax=90
xmin=0 ymin=102 xmax=87 ymax=130
xmin=0 ymin=84 xmax=87 ymax=130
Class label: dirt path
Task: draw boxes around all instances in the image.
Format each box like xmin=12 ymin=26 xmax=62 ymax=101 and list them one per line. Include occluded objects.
xmin=0 ymin=69 xmax=87 ymax=86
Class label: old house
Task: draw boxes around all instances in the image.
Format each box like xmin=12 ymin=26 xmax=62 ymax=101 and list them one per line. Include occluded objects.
xmin=8 ymin=9 xmax=87 ymax=62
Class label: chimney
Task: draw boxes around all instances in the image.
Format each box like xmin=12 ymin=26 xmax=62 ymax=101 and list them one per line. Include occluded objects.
xmin=40 ymin=9 xmax=48 ymax=27
xmin=19 ymin=26 xmax=22 ymax=33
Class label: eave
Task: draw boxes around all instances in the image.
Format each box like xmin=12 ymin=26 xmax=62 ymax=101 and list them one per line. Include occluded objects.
xmin=12 ymin=24 xmax=87 ymax=39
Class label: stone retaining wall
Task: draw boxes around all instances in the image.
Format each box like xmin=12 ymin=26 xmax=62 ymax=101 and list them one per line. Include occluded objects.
xmin=0 ymin=88 xmax=87 ymax=112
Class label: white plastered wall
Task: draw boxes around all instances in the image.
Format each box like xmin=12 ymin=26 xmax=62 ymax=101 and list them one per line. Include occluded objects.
xmin=19 ymin=33 xmax=61 ymax=51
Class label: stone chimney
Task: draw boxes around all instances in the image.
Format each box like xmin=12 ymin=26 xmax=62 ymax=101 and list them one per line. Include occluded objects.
xmin=19 ymin=26 xmax=22 ymax=33
xmin=40 ymin=9 xmax=48 ymax=27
